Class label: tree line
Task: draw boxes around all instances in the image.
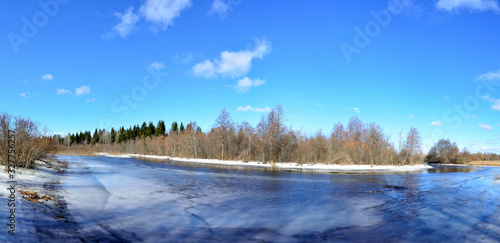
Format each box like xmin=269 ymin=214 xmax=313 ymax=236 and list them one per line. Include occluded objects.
xmin=56 ymin=105 xmax=429 ymax=165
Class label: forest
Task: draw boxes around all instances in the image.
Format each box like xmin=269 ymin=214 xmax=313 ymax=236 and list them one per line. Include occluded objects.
xmin=56 ymin=105 xmax=428 ymax=165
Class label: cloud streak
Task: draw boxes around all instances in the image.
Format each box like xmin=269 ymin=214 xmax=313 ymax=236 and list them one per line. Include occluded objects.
xmin=430 ymin=120 xmax=442 ymax=127
xmin=436 ymin=0 xmax=500 ymax=12
xmin=236 ymin=105 xmax=271 ymax=112
xmin=56 ymin=88 xmax=72 ymax=95
xmin=478 ymin=123 xmax=494 ymax=130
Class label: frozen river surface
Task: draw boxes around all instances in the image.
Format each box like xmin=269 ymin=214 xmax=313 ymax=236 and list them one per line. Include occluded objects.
xmin=12 ymin=156 xmax=500 ymax=242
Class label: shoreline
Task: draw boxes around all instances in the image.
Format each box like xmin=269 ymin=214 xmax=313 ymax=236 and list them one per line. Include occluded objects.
xmin=93 ymin=152 xmax=433 ymax=172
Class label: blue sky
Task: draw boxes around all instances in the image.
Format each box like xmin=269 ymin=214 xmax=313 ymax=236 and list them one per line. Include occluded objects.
xmin=1 ymin=0 xmax=500 ymax=153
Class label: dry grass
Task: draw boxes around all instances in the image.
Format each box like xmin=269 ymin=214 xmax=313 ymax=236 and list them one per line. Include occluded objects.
xmin=19 ymin=190 xmax=55 ymax=203
xmin=55 ymin=145 xmax=97 ymax=156
xmin=468 ymin=160 xmax=500 ymax=166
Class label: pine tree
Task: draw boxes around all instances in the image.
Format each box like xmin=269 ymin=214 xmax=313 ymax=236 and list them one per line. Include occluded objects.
xmin=180 ymin=122 xmax=185 ymax=132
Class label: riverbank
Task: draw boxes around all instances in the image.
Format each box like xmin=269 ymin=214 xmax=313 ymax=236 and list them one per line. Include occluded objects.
xmin=468 ymin=160 xmax=500 ymax=166
xmin=0 ymin=159 xmax=78 ymax=242
xmin=94 ymin=152 xmax=432 ymax=172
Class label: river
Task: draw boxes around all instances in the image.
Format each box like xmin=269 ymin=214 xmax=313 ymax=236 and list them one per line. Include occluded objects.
xmin=14 ymin=155 xmax=500 ymax=242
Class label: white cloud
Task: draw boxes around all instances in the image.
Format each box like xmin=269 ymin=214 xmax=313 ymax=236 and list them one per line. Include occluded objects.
xmin=233 ymin=77 xmax=265 ymax=93
xmin=110 ymin=0 xmax=191 ymax=37
xmin=150 ymin=61 xmax=166 ymax=70
xmin=315 ymin=103 xmax=324 ymax=107
xmin=480 ymin=146 xmax=489 ymax=150
xmin=478 ymin=123 xmax=494 ymax=130
xmin=476 ymin=69 xmax=500 ymax=81
xmin=42 ymin=74 xmax=53 ymax=81
xmin=430 ymin=120 xmax=442 ymax=127
xmin=193 ymin=39 xmax=271 ymax=78
xmin=487 ymin=139 xmax=498 ymax=144
xmin=86 ymin=98 xmax=96 ymax=103
xmin=139 ymin=0 xmax=192 ymax=31
xmin=75 ymin=86 xmax=91 ymax=96
xmin=111 ymin=7 xmax=140 ymax=38
xmin=469 ymin=141 xmax=478 ymax=146
xmin=436 ymin=0 xmax=500 ymax=12
xmin=56 ymin=88 xmax=72 ymax=95
xmin=409 ymin=114 xmax=414 ymax=118
xmin=483 ymin=95 xmax=500 ymax=111
xmin=236 ymin=105 xmax=271 ymax=112
xmin=209 ymin=0 xmax=231 ymax=20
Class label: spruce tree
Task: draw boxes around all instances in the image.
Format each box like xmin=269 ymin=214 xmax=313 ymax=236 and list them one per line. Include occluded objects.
xmin=111 ymin=128 xmax=116 ymax=143
xmin=171 ymin=122 xmax=178 ymax=133
xmin=180 ymin=122 xmax=185 ymax=132
xmin=147 ymin=122 xmax=155 ymax=137
xmin=140 ymin=122 xmax=147 ymax=137
xmin=92 ymin=129 xmax=99 ymax=145
xmin=156 ymin=120 xmax=166 ymax=136
xmin=117 ymin=127 xmax=125 ymax=143
xmin=133 ymin=125 xmax=139 ymax=139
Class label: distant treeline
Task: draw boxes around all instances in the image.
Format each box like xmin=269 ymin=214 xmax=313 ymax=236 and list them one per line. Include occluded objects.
xmin=425 ymin=139 xmax=499 ymax=164
xmin=55 ymin=105 xmax=429 ymax=165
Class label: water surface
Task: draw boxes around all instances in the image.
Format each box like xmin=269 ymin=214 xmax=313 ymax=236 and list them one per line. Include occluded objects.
xmin=55 ymin=155 xmax=500 ymax=242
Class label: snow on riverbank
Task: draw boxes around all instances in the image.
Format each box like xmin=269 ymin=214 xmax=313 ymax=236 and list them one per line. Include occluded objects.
xmin=95 ymin=152 xmax=432 ymax=171
xmin=94 ymin=152 xmax=132 ymax=158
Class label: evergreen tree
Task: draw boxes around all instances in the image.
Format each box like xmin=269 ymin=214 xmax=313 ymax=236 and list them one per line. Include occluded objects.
xmin=171 ymin=122 xmax=178 ymax=133
xmin=147 ymin=122 xmax=155 ymax=137
xmin=126 ymin=127 xmax=133 ymax=141
xmin=92 ymin=129 xmax=99 ymax=145
xmin=155 ymin=120 xmax=166 ymax=136
xmin=117 ymin=127 xmax=125 ymax=143
xmin=180 ymin=122 xmax=185 ymax=132
xmin=111 ymin=128 xmax=116 ymax=143
xmin=140 ymin=122 xmax=147 ymax=137
xmin=133 ymin=125 xmax=139 ymax=139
